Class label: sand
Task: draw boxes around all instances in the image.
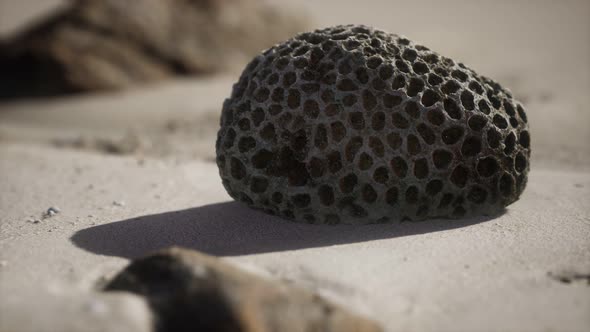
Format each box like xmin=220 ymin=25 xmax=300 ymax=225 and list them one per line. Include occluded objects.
xmin=1 ymin=1 xmax=589 ymax=331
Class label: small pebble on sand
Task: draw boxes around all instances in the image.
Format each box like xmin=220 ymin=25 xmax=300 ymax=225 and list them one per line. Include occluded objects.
xmin=44 ymin=207 xmax=61 ymax=218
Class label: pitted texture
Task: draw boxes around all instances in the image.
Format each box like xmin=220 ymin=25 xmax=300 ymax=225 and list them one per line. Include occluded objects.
xmin=216 ymin=25 xmax=530 ymax=224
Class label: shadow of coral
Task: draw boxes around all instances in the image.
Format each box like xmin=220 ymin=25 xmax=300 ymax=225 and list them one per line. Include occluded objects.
xmin=71 ymin=201 xmax=501 ymax=258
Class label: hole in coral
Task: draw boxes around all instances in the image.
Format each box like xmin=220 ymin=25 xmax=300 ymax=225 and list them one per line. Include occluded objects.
xmin=260 ymin=124 xmax=276 ymax=142
xmin=517 ymin=104 xmax=528 ymax=123
xmin=342 ymin=95 xmax=357 ymax=107
xmin=391 ymin=157 xmax=408 ymax=178
xmin=373 ymin=167 xmax=390 ymax=184
xmin=443 ymin=98 xmax=462 ymax=119
xmin=452 ymin=206 xmax=466 ymax=218
xmin=367 ymin=56 xmax=383 ymax=69
xmin=331 ymin=122 xmax=347 ymax=142
xmin=504 ymin=100 xmax=516 ymax=116
xmin=468 ymin=114 xmax=488 ymax=131
xmin=272 ymin=192 xmax=283 ymax=203
xmin=515 ymin=153 xmax=527 ymax=173
xmin=427 ymin=108 xmax=445 ymax=126
xmin=417 ymin=123 xmax=436 ymax=145
xmin=439 ymin=193 xmax=453 ymax=208
xmin=499 ymin=173 xmax=514 ymax=197
xmin=369 ymin=136 xmax=385 ymax=157
xmin=239 ymin=193 xmax=253 ymax=205
xmin=292 ymin=194 xmax=311 ymax=208
xmin=301 ymin=83 xmax=320 ymax=95
xmin=392 ymin=75 xmax=406 ymax=89
xmin=461 ymin=136 xmax=482 ymax=157
xmin=519 ymin=131 xmax=530 ymax=149
xmin=321 ymin=89 xmax=334 ymax=103
xmin=339 ymin=173 xmax=358 ymax=193
xmin=348 ymin=112 xmax=365 ymax=130
xmin=362 ymin=90 xmax=377 ymax=110
xmin=337 ymin=78 xmax=358 ymax=91
xmin=450 ymin=165 xmax=469 ymax=188
xmin=405 ymin=101 xmax=420 ymax=118
xmin=359 ymin=152 xmax=373 ymax=170
xmin=468 ymin=81 xmax=484 ymax=94
xmin=303 ymin=100 xmax=319 ymax=118
xmin=356 ymin=68 xmax=369 ymax=84
xmin=230 ymin=157 xmax=246 ymax=180
xmin=238 ymin=118 xmax=251 ymax=131
xmin=345 ymin=136 xmax=363 ymax=162
xmin=487 ymin=128 xmax=501 ymax=149
xmin=461 ymin=90 xmax=475 ymax=110
xmin=509 ymin=117 xmax=519 ymax=128
xmin=467 ymin=186 xmax=487 ymax=204
xmin=433 ymin=149 xmax=453 ymax=169
xmin=269 ymin=104 xmax=283 ymax=116
xmin=405 ymin=186 xmax=419 ymax=204
xmin=324 ymin=214 xmax=340 ymax=224
xmin=371 ymin=112 xmax=386 ymax=131
xmin=250 ymin=177 xmax=269 ymax=193
xmin=414 ymin=158 xmax=429 ymax=179
xmin=442 ymin=126 xmax=464 ymax=145
xmin=383 ymin=94 xmax=402 ymax=108
xmin=392 ymin=112 xmax=410 ymax=129
xmin=477 ymin=157 xmax=499 ymax=177
xmin=308 ymin=157 xmax=326 ymax=178
xmin=287 ymin=89 xmax=301 ymax=109
xmin=238 ymin=136 xmax=257 ymax=153
xmin=362 ymin=184 xmax=378 ymax=203
xmin=379 ymin=65 xmax=394 ymax=80
xmin=283 ymin=72 xmax=297 ymax=87
xmin=413 ymin=62 xmax=429 ymax=74
xmin=252 ymin=149 xmax=273 ymax=169
xmin=451 ymin=70 xmax=468 ymax=82
xmin=407 ymin=78 xmax=425 ymax=96
xmin=325 ymin=104 xmax=340 ymax=117
xmin=386 ymin=187 xmax=399 ymax=205
xmin=407 ymin=134 xmax=422 ymax=155
xmin=223 ymin=128 xmax=237 ymax=148
xmin=493 ymin=114 xmax=508 ymax=129
xmin=504 ymin=132 xmax=516 ymax=154
xmin=422 ymin=89 xmax=440 ymax=107
xmin=338 ymin=60 xmax=352 ymax=75
xmin=441 ymin=80 xmax=461 ymax=94
xmin=318 ymin=185 xmax=335 ymax=206
xmin=402 ymin=48 xmax=417 ymax=61
xmin=314 ymin=124 xmax=328 ymax=150
xmin=387 ymin=132 xmax=403 ymax=150
xmin=428 ymin=73 xmax=443 ymax=86
xmin=426 ymin=179 xmax=443 ymax=196
xmin=252 ymin=109 xmax=265 ymax=127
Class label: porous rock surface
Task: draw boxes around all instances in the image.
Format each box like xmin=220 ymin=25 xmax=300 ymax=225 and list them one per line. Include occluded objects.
xmin=216 ymin=25 xmax=531 ymax=224
xmin=105 ymin=247 xmax=382 ymax=332
xmin=0 ymin=0 xmax=309 ymax=99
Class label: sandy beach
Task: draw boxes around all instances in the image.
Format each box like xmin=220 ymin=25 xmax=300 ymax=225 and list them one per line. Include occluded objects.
xmin=1 ymin=1 xmax=589 ymax=331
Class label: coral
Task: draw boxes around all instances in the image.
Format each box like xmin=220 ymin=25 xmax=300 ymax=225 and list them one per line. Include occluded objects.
xmin=216 ymin=25 xmax=530 ymax=224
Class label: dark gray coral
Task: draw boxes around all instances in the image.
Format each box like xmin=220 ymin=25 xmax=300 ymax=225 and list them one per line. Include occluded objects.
xmin=216 ymin=25 xmax=530 ymax=224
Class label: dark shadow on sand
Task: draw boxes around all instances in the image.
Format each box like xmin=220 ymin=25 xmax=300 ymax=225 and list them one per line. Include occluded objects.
xmin=71 ymin=201 xmax=501 ymax=258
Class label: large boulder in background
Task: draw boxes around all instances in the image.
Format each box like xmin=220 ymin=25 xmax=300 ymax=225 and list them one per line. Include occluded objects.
xmin=0 ymin=0 xmax=309 ymax=99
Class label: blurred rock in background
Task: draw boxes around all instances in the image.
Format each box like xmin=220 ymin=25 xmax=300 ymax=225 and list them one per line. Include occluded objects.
xmin=0 ymin=0 xmax=309 ymax=100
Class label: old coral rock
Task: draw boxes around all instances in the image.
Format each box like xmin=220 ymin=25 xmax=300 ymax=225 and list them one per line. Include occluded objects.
xmin=216 ymin=25 xmax=530 ymax=224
